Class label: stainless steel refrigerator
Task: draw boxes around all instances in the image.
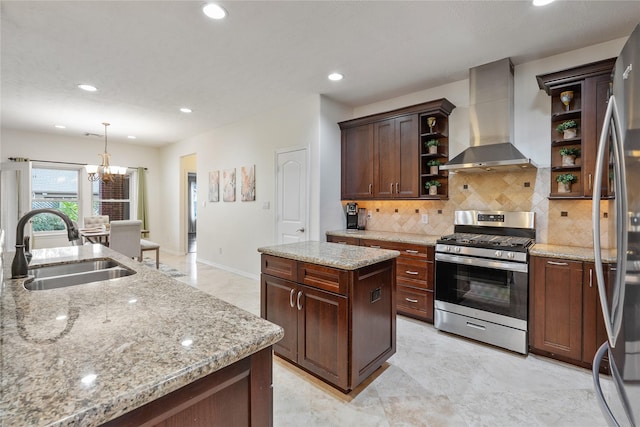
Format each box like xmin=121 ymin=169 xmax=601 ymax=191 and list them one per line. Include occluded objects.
xmin=592 ymin=22 xmax=640 ymax=427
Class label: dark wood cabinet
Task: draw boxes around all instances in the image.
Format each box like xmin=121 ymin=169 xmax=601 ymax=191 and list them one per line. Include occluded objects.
xmin=340 ymin=99 xmax=455 ymax=200
xmin=373 ymin=115 xmax=419 ymax=198
xmin=530 ymin=256 xmax=612 ymax=371
xmin=331 ymin=234 xmax=435 ymax=323
xmin=536 ymin=58 xmax=615 ymax=199
xmin=341 ymin=124 xmax=374 ymax=199
xmin=260 ymin=254 xmax=396 ymax=392
xmin=103 ymin=347 xmax=274 ymax=427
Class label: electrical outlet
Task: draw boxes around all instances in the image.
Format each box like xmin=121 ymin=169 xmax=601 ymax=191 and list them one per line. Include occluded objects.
xmin=421 ymin=214 xmax=429 ymax=224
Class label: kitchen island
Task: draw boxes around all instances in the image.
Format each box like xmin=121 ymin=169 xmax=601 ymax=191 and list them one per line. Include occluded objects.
xmin=258 ymin=241 xmax=399 ymax=392
xmin=0 ymin=244 xmax=283 ymax=427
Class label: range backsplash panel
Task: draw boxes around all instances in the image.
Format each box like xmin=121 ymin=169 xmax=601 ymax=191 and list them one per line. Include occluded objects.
xmin=352 ymin=167 xmax=610 ymax=248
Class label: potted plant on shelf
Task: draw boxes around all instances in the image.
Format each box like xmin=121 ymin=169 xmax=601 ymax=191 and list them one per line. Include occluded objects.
xmin=425 ymin=180 xmax=441 ymax=196
xmin=556 ymin=173 xmax=577 ymax=193
xmin=559 ymin=147 xmax=581 ymax=166
xmin=427 ymin=159 xmax=442 ymax=175
xmin=425 ymin=139 xmax=439 ymax=154
xmin=556 ymin=120 xmax=578 ymax=140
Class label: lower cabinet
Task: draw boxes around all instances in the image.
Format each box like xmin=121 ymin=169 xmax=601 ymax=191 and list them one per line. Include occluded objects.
xmin=329 ymin=235 xmax=435 ymax=323
xmin=530 ymin=256 xmax=611 ymax=370
xmin=260 ymin=254 xmax=396 ymax=392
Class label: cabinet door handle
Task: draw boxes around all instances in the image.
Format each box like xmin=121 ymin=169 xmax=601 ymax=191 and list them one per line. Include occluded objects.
xmin=390 ymin=183 xmax=394 ymax=194
xmin=396 ymin=183 xmax=399 ymax=193
xmin=589 ymin=268 xmax=593 ymax=288
xmin=405 ymin=270 xmax=419 ymax=275
xmin=289 ymin=288 xmax=296 ymax=308
xmin=547 ymin=261 xmax=569 ymax=266
xmin=296 ymin=291 xmax=303 ymax=310
xmin=405 ymin=298 xmax=419 ymax=303
xmin=405 ymin=249 xmax=419 ymax=254
xmin=369 ymin=183 xmax=372 ymax=194
xmin=589 ymin=173 xmax=593 ymax=191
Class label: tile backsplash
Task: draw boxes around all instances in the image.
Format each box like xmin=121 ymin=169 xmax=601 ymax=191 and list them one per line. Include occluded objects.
xmin=351 ymin=167 xmax=611 ymax=248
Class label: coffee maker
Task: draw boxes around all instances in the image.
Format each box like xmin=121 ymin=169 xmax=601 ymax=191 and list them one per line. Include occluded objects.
xmin=345 ymin=203 xmax=358 ymax=230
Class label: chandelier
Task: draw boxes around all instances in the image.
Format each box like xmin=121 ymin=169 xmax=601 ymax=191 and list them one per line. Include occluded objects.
xmin=86 ymin=122 xmax=127 ymax=183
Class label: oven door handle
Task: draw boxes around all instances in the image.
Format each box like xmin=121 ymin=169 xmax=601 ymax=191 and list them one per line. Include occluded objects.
xmin=435 ymin=253 xmax=528 ymax=273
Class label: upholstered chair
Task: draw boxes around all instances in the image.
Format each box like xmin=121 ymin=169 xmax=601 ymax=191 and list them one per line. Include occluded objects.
xmin=109 ymin=220 xmax=142 ymax=260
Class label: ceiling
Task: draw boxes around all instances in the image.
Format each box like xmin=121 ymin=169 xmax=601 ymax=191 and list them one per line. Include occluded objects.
xmin=2 ymin=1 xmax=640 ymax=147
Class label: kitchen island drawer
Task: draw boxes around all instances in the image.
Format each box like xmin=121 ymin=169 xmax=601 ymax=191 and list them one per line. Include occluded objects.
xmin=397 ymin=285 xmax=433 ymax=320
xmin=298 ymin=262 xmax=349 ymax=296
xmin=262 ymin=255 xmax=297 ymax=282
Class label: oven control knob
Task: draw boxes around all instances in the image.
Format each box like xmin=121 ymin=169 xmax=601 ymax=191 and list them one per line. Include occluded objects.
xmin=495 ymin=250 xmax=503 ymax=257
xmin=507 ymin=252 xmax=515 ymax=259
xmin=454 ymin=247 xmax=461 ymax=253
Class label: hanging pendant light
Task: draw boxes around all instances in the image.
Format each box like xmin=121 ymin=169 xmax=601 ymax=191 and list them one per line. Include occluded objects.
xmin=86 ymin=122 xmax=126 ymax=183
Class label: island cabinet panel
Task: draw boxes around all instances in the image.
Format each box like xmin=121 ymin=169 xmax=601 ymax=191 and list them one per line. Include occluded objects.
xmin=102 ymin=347 xmax=274 ymax=427
xmin=260 ymin=254 xmax=396 ymax=392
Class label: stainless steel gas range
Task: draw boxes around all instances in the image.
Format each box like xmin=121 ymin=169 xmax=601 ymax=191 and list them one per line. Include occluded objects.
xmin=434 ymin=210 xmax=535 ymax=354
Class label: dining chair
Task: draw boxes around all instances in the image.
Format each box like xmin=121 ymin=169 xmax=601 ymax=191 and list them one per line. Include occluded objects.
xmin=109 ymin=220 xmax=142 ymax=260
xmin=83 ymin=215 xmax=110 ymax=244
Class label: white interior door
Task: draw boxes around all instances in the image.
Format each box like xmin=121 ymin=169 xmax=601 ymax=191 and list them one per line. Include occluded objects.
xmin=0 ymin=161 xmax=32 ymax=252
xmin=276 ymin=148 xmax=308 ymax=244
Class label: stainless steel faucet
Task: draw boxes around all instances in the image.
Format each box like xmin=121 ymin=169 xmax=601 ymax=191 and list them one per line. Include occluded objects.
xmin=11 ymin=208 xmax=82 ymax=279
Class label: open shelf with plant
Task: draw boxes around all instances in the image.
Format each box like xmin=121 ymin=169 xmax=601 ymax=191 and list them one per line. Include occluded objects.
xmin=536 ymin=58 xmax=615 ymax=199
xmin=419 ymin=113 xmax=449 ymax=199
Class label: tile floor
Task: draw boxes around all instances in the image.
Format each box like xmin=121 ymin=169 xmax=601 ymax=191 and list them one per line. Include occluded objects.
xmin=160 ymin=252 xmax=616 ymax=427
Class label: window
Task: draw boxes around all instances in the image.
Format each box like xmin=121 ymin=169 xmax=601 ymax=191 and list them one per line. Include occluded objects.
xmin=31 ymin=167 xmax=79 ymax=231
xmin=92 ymin=173 xmax=132 ymax=220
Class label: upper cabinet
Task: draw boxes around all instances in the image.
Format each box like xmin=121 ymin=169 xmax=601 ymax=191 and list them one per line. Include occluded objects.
xmin=339 ymin=99 xmax=455 ymax=200
xmin=536 ymin=58 xmax=615 ymax=199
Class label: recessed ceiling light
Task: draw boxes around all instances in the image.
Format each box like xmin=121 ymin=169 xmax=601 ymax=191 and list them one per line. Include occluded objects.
xmin=54 ymin=124 xmax=66 ymax=129
xmin=127 ymin=135 xmax=137 ymax=139
xmin=328 ymin=72 xmax=344 ymax=81
xmin=78 ymin=84 xmax=97 ymax=92
xmin=532 ymin=0 xmax=555 ymax=6
xmin=180 ymin=107 xmax=193 ymax=113
xmin=203 ymin=3 xmax=227 ymax=19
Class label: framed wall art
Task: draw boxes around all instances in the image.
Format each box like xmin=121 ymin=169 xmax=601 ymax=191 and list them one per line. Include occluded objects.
xmin=240 ymin=164 xmax=255 ymax=201
xmin=208 ymin=170 xmax=220 ymax=202
xmin=223 ymin=168 xmax=236 ymax=202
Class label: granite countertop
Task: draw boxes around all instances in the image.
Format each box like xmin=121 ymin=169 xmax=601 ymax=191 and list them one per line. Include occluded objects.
xmin=0 ymin=244 xmax=284 ymax=427
xmin=326 ymin=229 xmax=440 ymax=246
xmin=257 ymin=241 xmax=400 ymax=270
xmin=530 ymin=243 xmax=617 ymax=263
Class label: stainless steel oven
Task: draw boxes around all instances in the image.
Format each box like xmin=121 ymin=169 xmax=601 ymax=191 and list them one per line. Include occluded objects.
xmin=434 ymin=210 xmax=535 ymax=354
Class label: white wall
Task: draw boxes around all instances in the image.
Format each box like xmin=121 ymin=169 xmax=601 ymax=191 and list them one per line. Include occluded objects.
xmin=159 ymin=95 xmax=335 ymax=278
xmin=0 ymin=128 xmax=162 ymax=239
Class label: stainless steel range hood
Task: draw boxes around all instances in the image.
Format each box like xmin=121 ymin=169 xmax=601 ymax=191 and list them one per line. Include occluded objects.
xmin=440 ymin=58 xmax=536 ymax=173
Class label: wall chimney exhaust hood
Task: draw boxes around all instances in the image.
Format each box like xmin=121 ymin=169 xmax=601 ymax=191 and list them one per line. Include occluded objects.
xmin=440 ymin=58 xmax=536 ymax=173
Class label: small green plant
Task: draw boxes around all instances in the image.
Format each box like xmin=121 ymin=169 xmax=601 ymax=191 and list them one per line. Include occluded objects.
xmin=560 ymin=147 xmax=581 ymax=157
xmin=556 ymin=120 xmax=577 ymax=132
xmin=426 ymin=139 xmax=439 ymax=147
xmin=427 ymin=159 xmax=442 ymax=167
xmin=556 ymin=173 xmax=577 ymax=184
xmin=424 ymin=180 xmax=441 ymax=189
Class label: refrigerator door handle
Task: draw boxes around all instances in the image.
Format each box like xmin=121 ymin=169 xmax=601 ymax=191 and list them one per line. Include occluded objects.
xmin=592 ymin=95 xmax=627 ymax=348
xmin=593 ymin=342 xmax=621 ymax=427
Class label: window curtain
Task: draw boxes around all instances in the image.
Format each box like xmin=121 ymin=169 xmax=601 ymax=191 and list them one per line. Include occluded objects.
xmin=137 ymin=167 xmax=149 ymax=231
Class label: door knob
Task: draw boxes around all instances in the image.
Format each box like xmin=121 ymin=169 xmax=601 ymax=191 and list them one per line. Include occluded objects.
xmin=296 ymin=228 xmax=305 ymax=232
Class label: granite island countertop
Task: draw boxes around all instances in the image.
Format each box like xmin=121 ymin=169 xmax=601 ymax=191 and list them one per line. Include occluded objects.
xmin=0 ymin=244 xmax=284 ymax=427
xmin=257 ymin=241 xmax=400 ymax=270
xmin=326 ymin=229 xmax=441 ymax=246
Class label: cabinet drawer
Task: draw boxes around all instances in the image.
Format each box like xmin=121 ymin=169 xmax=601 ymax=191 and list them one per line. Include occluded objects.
xmin=298 ymin=263 xmax=348 ymax=296
xmin=396 ymin=285 xmax=433 ymax=321
xmin=261 ymin=255 xmax=297 ymax=282
xmin=397 ymin=259 xmax=428 ymax=285
xmin=360 ymin=239 xmax=429 ymax=261
xmin=327 ymin=235 xmax=360 ymax=246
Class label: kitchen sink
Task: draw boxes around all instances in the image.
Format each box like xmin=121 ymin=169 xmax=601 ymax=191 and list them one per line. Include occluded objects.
xmin=25 ymin=258 xmax=136 ymax=291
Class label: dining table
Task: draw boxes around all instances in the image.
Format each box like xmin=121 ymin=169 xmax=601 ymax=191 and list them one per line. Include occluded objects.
xmin=79 ymin=227 xmax=150 ymax=245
